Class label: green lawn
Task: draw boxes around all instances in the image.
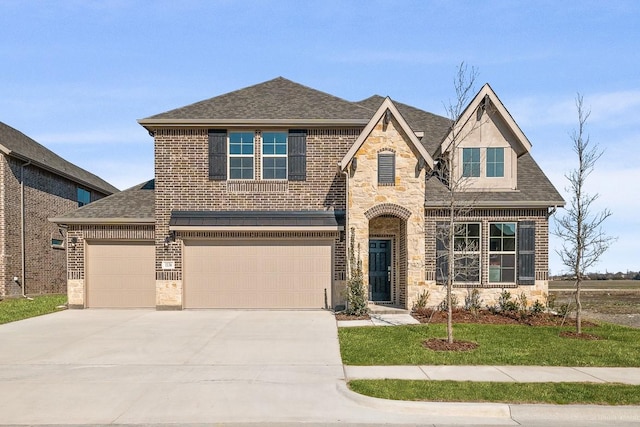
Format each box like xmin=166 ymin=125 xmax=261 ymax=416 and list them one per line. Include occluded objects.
xmin=349 ymin=379 xmax=640 ymax=405
xmin=339 ymin=323 xmax=640 ymax=366
xmin=0 ymin=294 xmax=67 ymax=325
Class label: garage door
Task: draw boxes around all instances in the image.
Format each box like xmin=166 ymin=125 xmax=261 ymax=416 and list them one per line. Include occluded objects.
xmin=183 ymin=240 xmax=332 ymax=309
xmin=86 ymin=241 xmax=155 ymax=308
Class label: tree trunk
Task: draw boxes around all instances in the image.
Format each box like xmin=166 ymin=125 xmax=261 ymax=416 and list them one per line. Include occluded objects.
xmin=447 ymin=281 xmax=453 ymax=343
xmin=575 ymin=277 xmax=582 ymax=334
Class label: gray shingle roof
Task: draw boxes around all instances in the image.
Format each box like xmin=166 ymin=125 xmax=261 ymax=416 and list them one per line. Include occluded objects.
xmin=170 ymin=210 xmax=342 ymax=228
xmin=424 ymin=153 xmax=565 ymax=207
xmin=140 ymin=77 xmax=374 ymax=124
xmin=0 ymin=121 xmax=119 ymax=194
xmin=356 ymin=95 xmax=451 ymax=155
xmin=50 ymin=179 xmax=154 ymax=224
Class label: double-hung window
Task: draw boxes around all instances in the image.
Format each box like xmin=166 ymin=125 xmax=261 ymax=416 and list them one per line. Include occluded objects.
xmin=453 ymin=223 xmax=481 ymax=282
xmin=486 ymin=147 xmax=504 ymax=177
xmin=462 ymin=148 xmax=480 ymax=177
xmin=229 ymin=132 xmax=254 ymax=179
xmin=489 ymin=222 xmax=516 ymax=283
xmin=262 ymin=132 xmax=287 ymax=179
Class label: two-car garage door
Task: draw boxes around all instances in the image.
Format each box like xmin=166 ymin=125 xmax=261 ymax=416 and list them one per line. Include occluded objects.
xmin=183 ymin=240 xmax=332 ymax=309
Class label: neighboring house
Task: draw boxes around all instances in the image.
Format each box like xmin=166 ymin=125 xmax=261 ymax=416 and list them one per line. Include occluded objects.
xmin=0 ymin=122 xmax=118 ymax=298
xmin=51 ymin=77 xmax=564 ymax=310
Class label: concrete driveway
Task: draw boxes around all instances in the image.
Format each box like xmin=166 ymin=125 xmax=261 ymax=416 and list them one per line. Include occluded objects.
xmin=0 ymin=309 xmax=515 ymax=425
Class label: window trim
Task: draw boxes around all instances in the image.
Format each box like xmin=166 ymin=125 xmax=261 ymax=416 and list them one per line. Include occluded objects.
xmin=462 ymin=147 xmax=481 ymax=177
xmin=261 ymin=130 xmax=288 ymax=180
xmin=228 ymin=131 xmax=255 ymax=180
xmin=488 ymin=222 xmax=517 ymax=284
xmin=486 ymin=147 xmax=505 ymax=178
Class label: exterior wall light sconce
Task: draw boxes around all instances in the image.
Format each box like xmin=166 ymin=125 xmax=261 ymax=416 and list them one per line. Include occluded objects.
xmin=163 ymin=231 xmax=176 ymax=248
xmin=69 ymin=236 xmax=78 ymax=249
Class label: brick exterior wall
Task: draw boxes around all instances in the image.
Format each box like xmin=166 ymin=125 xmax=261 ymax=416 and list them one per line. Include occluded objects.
xmin=0 ymin=155 xmax=109 ymax=298
xmin=421 ymin=208 xmax=550 ymax=308
xmin=153 ymin=127 xmax=361 ymax=308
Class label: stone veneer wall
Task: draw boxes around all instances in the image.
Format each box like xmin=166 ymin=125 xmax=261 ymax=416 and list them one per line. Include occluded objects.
xmin=66 ymin=224 xmax=155 ymax=308
xmin=417 ymin=208 xmax=550 ymax=309
xmin=347 ymin=116 xmax=427 ymax=309
xmin=153 ymin=127 xmax=361 ymax=308
xmin=0 ymin=155 xmax=109 ymax=298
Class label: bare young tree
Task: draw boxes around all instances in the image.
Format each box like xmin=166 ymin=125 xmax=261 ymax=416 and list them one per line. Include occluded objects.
xmin=554 ymin=94 xmax=616 ymax=334
xmin=436 ymin=63 xmax=485 ymax=343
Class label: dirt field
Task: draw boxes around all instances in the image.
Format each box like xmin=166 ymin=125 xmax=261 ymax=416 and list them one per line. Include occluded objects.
xmin=549 ymin=281 xmax=640 ymax=328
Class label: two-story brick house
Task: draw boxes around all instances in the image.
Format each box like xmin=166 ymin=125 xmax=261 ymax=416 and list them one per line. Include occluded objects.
xmin=52 ymin=77 xmax=564 ymax=310
xmin=0 ymin=121 xmax=118 ymax=298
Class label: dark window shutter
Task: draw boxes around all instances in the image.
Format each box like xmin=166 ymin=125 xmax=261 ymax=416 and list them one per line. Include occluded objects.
xmin=518 ymin=221 xmax=535 ymax=285
xmin=378 ymin=153 xmax=395 ymax=185
xmin=436 ymin=222 xmax=449 ymax=284
xmin=288 ymin=129 xmax=306 ymax=181
xmin=208 ymin=129 xmax=227 ymax=180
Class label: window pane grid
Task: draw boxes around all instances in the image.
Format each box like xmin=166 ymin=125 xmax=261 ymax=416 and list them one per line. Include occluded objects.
xmin=262 ymin=132 xmax=287 ymax=180
xmin=489 ymin=222 xmax=516 ymax=283
xmin=453 ymin=222 xmax=481 ymax=283
xmin=487 ymin=147 xmax=504 ymax=177
xmin=229 ymin=132 xmax=254 ymax=180
xmin=462 ymin=148 xmax=480 ymax=177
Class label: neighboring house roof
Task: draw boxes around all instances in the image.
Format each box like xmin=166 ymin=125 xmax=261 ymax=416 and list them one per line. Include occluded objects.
xmin=0 ymin=121 xmax=119 ymax=194
xmin=356 ymin=95 xmax=451 ymax=155
xmin=50 ymin=179 xmax=155 ymax=224
xmin=339 ymin=97 xmax=435 ymax=171
xmin=424 ymin=153 xmax=565 ymax=208
xmin=138 ymin=77 xmax=374 ymax=128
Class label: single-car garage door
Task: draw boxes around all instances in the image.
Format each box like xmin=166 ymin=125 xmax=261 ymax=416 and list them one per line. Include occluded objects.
xmin=86 ymin=241 xmax=156 ymax=308
xmin=183 ymin=240 xmax=332 ymax=309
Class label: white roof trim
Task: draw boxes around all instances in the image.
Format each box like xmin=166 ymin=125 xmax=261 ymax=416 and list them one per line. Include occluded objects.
xmin=440 ymin=83 xmax=532 ymax=154
xmin=339 ymin=97 xmax=434 ymax=171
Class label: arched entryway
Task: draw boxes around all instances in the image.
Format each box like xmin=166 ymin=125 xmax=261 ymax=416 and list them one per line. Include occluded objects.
xmin=365 ymin=204 xmax=410 ymax=307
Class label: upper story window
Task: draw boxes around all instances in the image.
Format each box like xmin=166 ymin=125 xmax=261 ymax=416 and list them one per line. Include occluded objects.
xmin=377 ymin=152 xmax=395 ymax=185
xmin=489 ymin=222 xmax=516 ymax=283
xmin=486 ymin=147 xmax=504 ymax=177
xmin=462 ymin=148 xmax=480 ymax=177
xmin=262 ymin=132 xmax=287 ymax=180
xmin=229 ymin=132 xmax=254 ymax=179
xmin=77 ymin=187 xmax=91 ymax=207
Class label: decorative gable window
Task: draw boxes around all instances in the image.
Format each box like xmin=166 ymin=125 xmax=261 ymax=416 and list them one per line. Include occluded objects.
xmin=486 ymin=147 xmax=504 ymax=177
xmin=229 ymin=132 xmax=254 ymax=179
xmin=462 ymin=148 xmax=480 ymax=177
xmin=77 ymin=187 xmax=90 ymax=207
xmin=262 ymin=132 xmax=287 ymax=180
xmin=378 ymin=152 xmax=395 ymax=185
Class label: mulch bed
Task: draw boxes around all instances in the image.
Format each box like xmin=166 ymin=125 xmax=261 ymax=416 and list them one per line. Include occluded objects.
xmin=412 ymin=308 xmax=598 ymax=327
xmin=335 ymin=313 xmax=371 ymax=321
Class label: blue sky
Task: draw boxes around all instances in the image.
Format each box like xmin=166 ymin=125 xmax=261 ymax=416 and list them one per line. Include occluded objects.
xmin=1 ymin=1 xmax=638 ymax=274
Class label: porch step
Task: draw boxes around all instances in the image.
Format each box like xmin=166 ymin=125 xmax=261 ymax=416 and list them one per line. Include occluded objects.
xmin=368 ymin=303 xmax=410 ymax=315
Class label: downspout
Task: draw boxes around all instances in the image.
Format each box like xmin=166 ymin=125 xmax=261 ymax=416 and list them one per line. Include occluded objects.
xmin=20 ymin=161 xmax=32 ymax=299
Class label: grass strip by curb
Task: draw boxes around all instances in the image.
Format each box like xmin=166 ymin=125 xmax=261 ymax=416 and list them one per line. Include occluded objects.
xmin=339 ymin=323 xmax=640 ymax=367
xmin=349 ymin=379 xmax=640 ymax=405
xmin=0 ymin=294 xmax=67 ymax=325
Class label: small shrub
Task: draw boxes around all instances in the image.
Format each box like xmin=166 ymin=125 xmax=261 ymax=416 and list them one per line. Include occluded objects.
xmin=498 ymin=290 xmax=518 ymax=312
xmin=464 ymin=289 xmax=482 ymax=313
xmin=345 ymin=228 xmax=369 ymax=316
xmin=558 ymin=302 xmax=572 ymax=318
xmin=438 ymin=293 xmax=459 ymax=312
xmin=545 ymin=293 xmax=556 ymax=311
xmin=531 ymin=299 xmax=545 ymax=314
xmin=517 ymin=292 xmax=529 ymax=317
xmin=412 ymin=289 xmax=430 ymax=311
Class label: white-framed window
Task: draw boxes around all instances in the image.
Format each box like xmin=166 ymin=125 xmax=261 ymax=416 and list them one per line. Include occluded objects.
xmin=228 ymin=132 xmax=254 ymax=179
xmin=453 ymin=222 xmax=481 ymax=283
xmin=486 ymin=147 xmax=504 ymax=177
xmin=489 ymin=222 xmax=516 ymax=283
xmin=462 ymin=147 xmax=480 ymax=177
xmin=262 ymin=131 xmax=287 ymax=180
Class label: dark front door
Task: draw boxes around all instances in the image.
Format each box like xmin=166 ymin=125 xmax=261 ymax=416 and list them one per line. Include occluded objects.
xmin=369 ymin=239 xmax=391 ymax=301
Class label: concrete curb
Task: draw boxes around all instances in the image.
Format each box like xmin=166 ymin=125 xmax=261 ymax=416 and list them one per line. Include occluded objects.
xmin=336 ymin=381 xmax=513 ymax=420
